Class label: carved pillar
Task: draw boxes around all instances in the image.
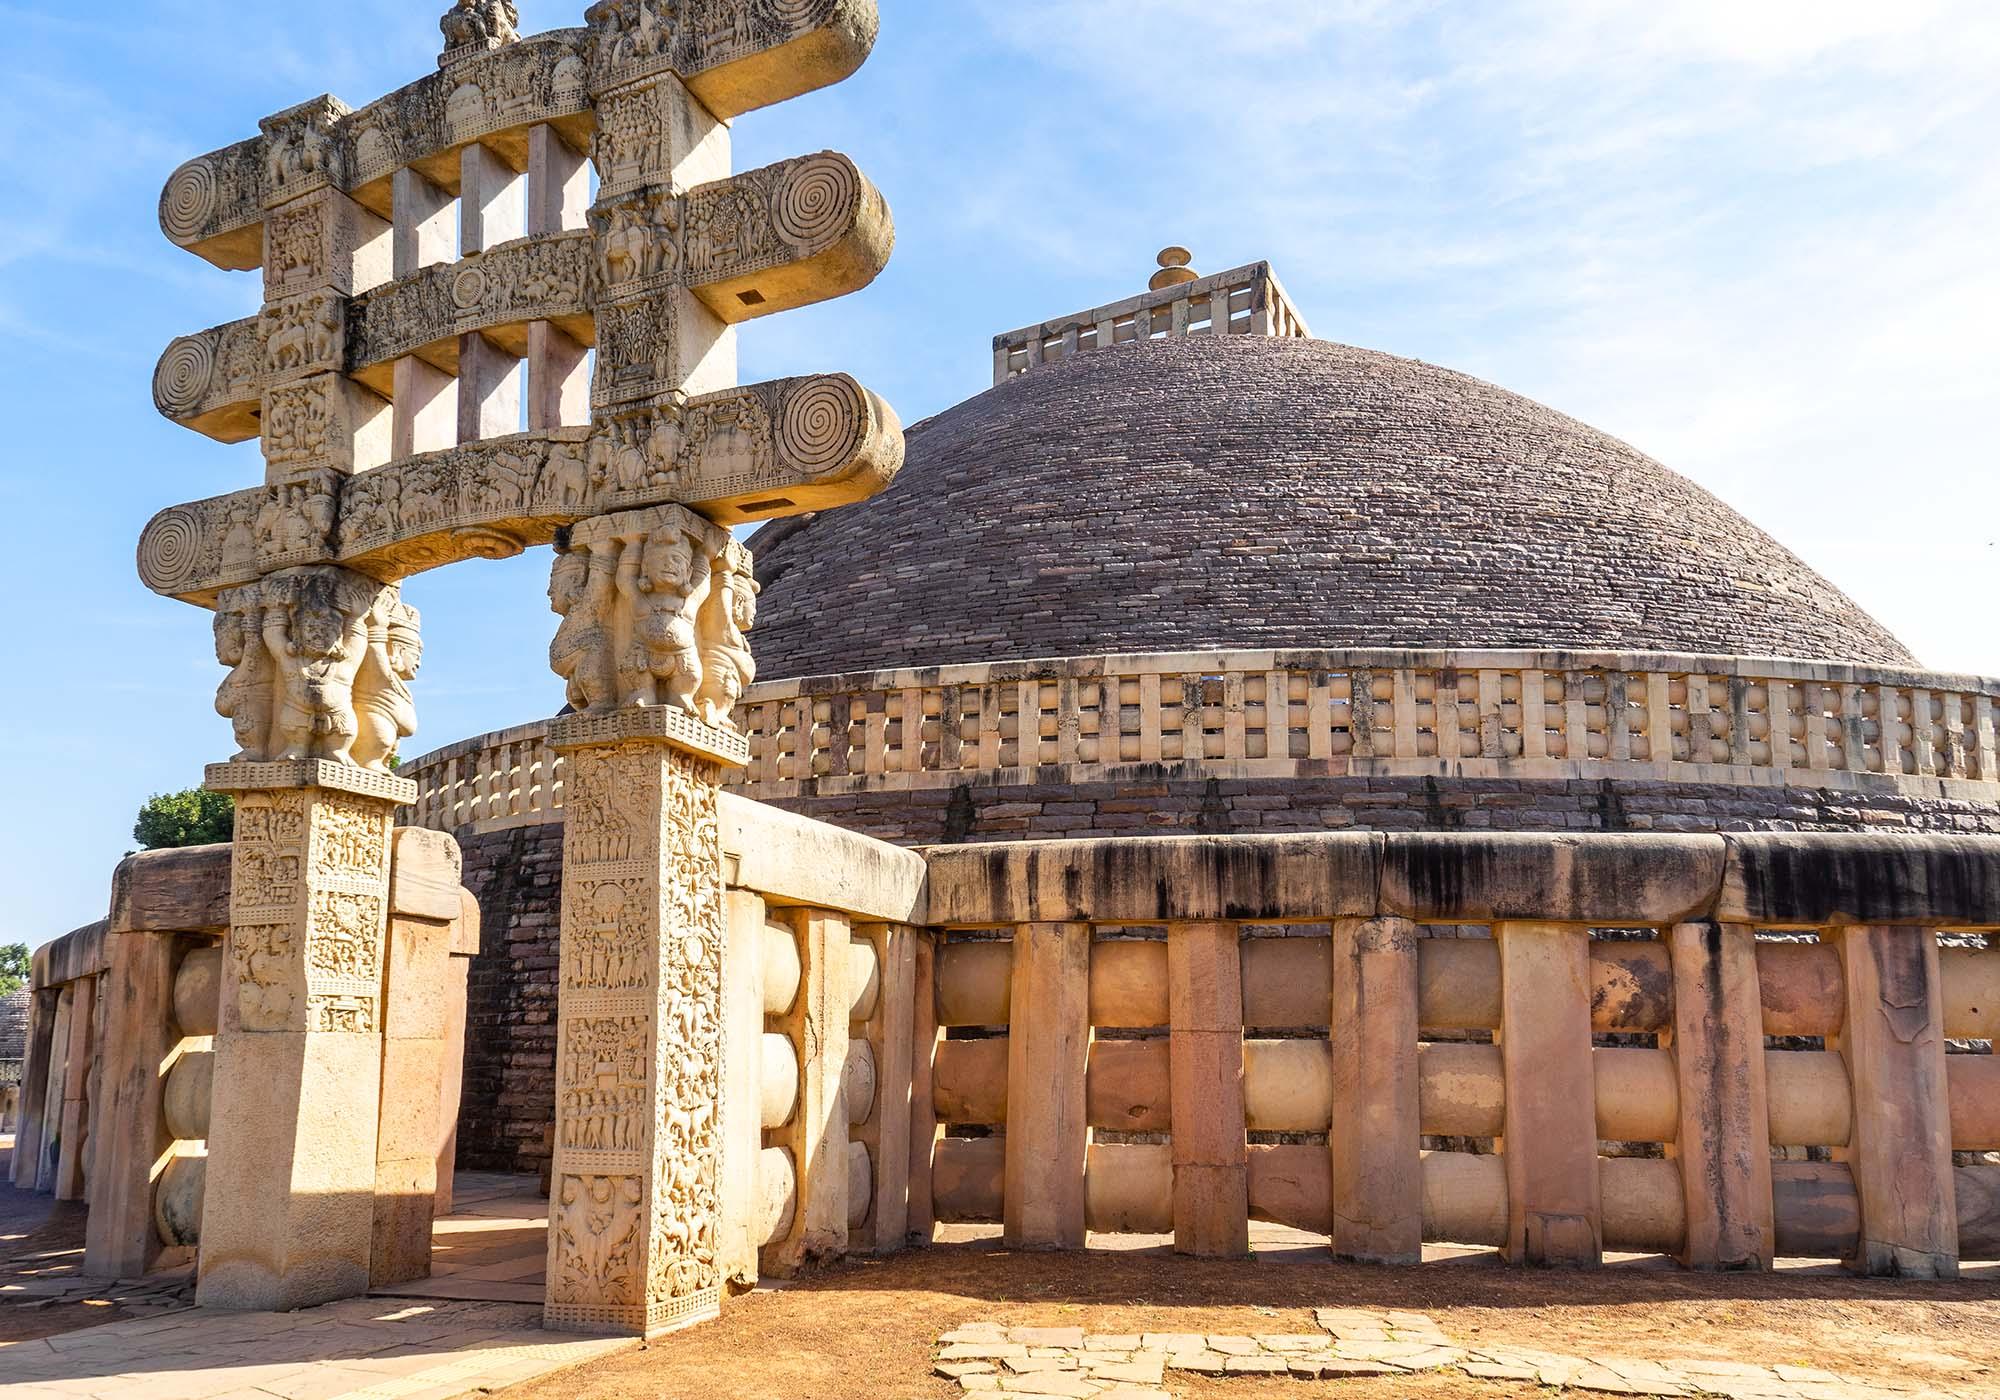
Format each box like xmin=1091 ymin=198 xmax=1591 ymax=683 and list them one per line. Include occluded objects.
xmin=197 ymin=761 xmax=411 ymax=1310
xmin=543 ymin=708 xmax=741 ymax=1336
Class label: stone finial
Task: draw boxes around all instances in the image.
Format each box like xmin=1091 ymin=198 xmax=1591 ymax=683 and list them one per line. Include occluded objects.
xmin=440 ymin=0 xmax=520 ymax=67
xmin=1149 ymin=246 xmax=1199 ymax=291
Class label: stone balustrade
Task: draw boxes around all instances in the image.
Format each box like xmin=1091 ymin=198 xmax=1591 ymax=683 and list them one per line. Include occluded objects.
xmin=15 ymin=836 xmax=480 ymax=1285
xmin=914 ymin=831 xmax=2000 ymax=1274
xmin=401 ymin=649 xmax=2000 ymax=837
xmin=25 ymin=806 xmax=2000 ymax=1295
xmin=991 ymin=261 xmax=1310 ymax=384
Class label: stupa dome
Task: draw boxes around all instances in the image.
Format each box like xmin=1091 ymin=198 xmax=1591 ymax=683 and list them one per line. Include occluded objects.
xmin=748 ymin=333 xmax=1915 ymax=679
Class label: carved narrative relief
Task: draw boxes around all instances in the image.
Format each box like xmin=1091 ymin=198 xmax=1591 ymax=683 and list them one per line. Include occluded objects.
xmin=140 ymin=372 xmax=896 ymax=602
xmin=548 ymin=741 xmax=727 ymax=1329
xmin=227 ymin=789 xmax=392 ymax=1034
xmin=149 ymin=0 xmax=893 ymax=1334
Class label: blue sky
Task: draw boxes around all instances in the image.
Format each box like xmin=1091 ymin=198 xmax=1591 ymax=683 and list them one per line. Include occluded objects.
xmin=3 ymin=0 xmax=1996 ymax=943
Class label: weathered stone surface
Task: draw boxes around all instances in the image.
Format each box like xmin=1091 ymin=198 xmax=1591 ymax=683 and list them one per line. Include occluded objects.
xmin=1382 ymin=833 xmax=1723 ymax=925
xmin=1720 ymin=833 xmax=2000 ymax=928
xmin=924 ymin=834 xmax=1381 ymax=926
xmin=720 ymin=790 xmax=926 ymax=923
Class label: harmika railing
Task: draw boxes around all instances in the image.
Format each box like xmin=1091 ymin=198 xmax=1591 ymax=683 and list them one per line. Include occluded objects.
xmin=402 ymin=649 xmax=2000 ymax=835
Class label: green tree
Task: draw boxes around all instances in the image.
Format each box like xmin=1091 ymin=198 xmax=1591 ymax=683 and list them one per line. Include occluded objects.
xmin=133 ymin=788 xmax=235 ymax=850
xmin=0 ymin=942 xmax=27 ymax=997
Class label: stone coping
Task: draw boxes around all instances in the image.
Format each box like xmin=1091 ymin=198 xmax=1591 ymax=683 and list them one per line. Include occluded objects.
xmin=921 ymin=831 xmax=2000 ymax=929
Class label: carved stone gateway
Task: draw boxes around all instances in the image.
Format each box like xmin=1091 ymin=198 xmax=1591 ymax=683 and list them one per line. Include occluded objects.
xmin=143 ymin=0 xmax=901 ymax=1328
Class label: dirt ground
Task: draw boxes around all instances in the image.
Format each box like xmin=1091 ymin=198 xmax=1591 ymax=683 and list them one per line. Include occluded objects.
xmin=0 ymin=1140 xmax=137 ymax=1344
xmin=507 ymin=1241 xmax=2000 ymax=1400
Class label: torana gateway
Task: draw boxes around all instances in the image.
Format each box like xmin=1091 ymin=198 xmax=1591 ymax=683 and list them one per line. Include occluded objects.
xmin=10 ymin=0 xmax=2000 ymax=1346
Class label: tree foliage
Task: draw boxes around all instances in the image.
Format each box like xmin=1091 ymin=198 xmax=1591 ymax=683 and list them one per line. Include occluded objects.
xmin=133 ymin=788 xmax=235 ymax=850
xmin=0 ymin=942 xmax=27 ymax=998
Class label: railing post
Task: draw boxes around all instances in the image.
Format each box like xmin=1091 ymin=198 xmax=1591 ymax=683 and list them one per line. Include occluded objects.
xmin=1494 ymin=921 xmax=1601 ymax=1266
xmin=10 ymin=988 xmax=57 ymax=1189
xmin=852 ymin=923 xmax=915 ymax=1252
xmin=32 ymin=985 xmax=74 ymax=1193
xmin=1004 ymin=922 xmax=1090 ymax=1248
xmin=1665 ymin=922 xmax=1773 ymax=1269
xmin=1328 ymin=916 xmax=1420 ymax=1263
xmin=52 ymin=975 xmax=98 ymax=1201
xmin=762 ymin=906 xmax=851 ymax=1276
xmin=908 ymin=931 xmax=939 ymax=1244
xmin=719 ymin=889 xmax=767 ymax=1287
xmin=1167 ymin=920 xmax=1248 ymax=1256
xmin=1829 ymin=926 xmax=1957 ymax=1278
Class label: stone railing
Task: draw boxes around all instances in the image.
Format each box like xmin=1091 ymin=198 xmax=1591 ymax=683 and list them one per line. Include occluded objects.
xmin=401 ymin=649 xmax=2000 ymax=835
xmin=991 ymin=261 xmax=1310 ymax=383
xmin=910 ymin=831 xmax=2000 ymax=1272
xmin=15 ymin=837 xmax=478 ymax=1284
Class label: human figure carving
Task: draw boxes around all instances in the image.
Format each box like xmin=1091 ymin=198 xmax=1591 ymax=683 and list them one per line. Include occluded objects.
xmin=694 ymin=549 xmax=757 ymax=727
xmin=215 ymin=582 xmax=275 ymax=760
xmin=618 ymin=527 xmax=708 ymax=712
xmin=262 ymin=569 xmax=378 ymax=763
xmin=352 ymin=596 xmax=422 ymax=772
xmin=549 ymin=545 xmax=620 ymax=712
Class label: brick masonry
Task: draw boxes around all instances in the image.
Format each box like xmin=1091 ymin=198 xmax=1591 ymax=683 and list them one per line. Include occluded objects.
xmin=455 ymin=822 xmax=563 ymax=1176
xmin=748 ymin=336 xmax=1917 ymax=679
xmin=445 ymin=775 xmax=2000 ymax=1175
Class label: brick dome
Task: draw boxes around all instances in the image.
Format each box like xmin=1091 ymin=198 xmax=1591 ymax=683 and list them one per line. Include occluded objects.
xmin=748 ymin=335 xmax=1915 ymax=678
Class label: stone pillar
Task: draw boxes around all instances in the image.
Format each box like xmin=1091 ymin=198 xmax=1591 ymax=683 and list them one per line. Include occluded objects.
xmin=9 ymin=989 xmax=56 ymax=1189
xmin=436 ymin=888 xmax=481 ymax=1218
xmin=1328 ymin=916 xmax=1421 ymax=1264
xmin=907 ymin=932 xmax=940 ymax=1244
xmin=1665 ymin=922 xmax=1773 ymax=1270
xmin=1830 ymin=926 xmax=1958 ymax=1278
xmin=197 ymin=761 xmax=410 ymax=1312
xmin=543 ymin=707 xmax=740 ymax=1337
xmin=854 ymin=923 xmax=915 ymax=1254
xmin=53 ymin=976 xmax=98 ymax=1201
xmin=1004 ymin=922 xmax=1090 ymax=1249
xmin=370 ymin=832 xmax=458 ymax=1288
xmin=1494 ymin=921 xmax=1602 ymax=1267
xmin=761 ymin=905 xmax=849 ymax=1277
xmin=32 ymin=985 xmax=75 ymax=1193
xmin=1168 ymin=920 xmax=1249 ymax=1257
xmin=85 ymin=934 xmax=196 ymax=1276
xmin=718 ymin=889 xmax=768 ymax=1288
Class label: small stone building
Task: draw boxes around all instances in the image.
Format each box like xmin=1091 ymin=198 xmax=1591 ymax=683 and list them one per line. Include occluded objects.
xmin=403 ymin=253 xmax=2000 ymax=1174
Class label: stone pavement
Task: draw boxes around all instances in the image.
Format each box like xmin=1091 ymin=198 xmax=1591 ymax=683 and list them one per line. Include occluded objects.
xmin=0 ymin=1298 xmax=633 ymax=1400
xmin=933 ymin=1309 xmax=1979 ymax=1400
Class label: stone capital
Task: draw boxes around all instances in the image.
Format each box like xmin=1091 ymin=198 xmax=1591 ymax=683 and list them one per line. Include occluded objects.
xmin=205 ymin=759 xmax=418 ymax=806
xmin=547 ymin=705 xmax=749 ymax=766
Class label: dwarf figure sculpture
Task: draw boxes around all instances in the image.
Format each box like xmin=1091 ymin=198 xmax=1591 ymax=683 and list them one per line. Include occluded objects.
xmin=694 ymin=545 xmax=757 ymax=728
xmin=214 ymin=580 xmax=275 ymax=760
xmin=353 ymin=594 xmax=422 ymax=772
xmin=618 ymin=526 xmax=710 ymax=712
xmin=262 ymin=567 xmax=381 ymax=763
xmin=549 ymin=544 xmax=620 ymax=713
